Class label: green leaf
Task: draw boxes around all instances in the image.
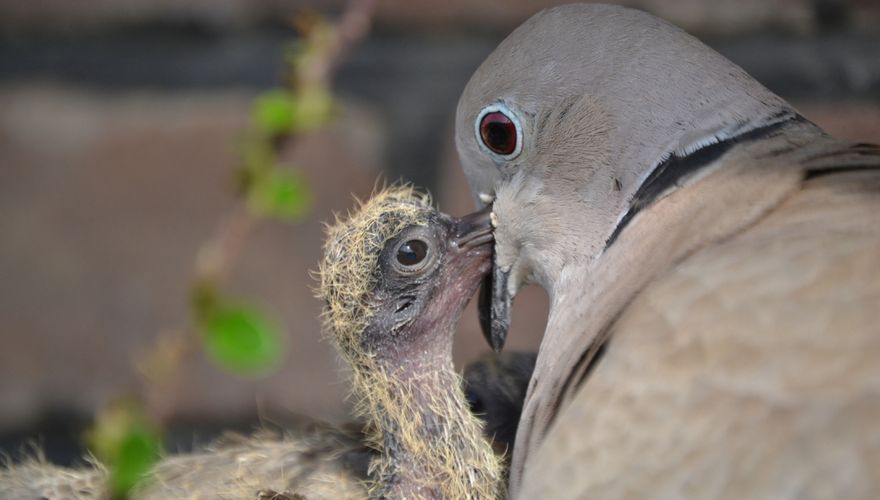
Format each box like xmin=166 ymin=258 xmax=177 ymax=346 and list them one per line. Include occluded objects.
xmin=253 ymin=91 xmax=298 ymax=135
xmin=200 ymin=302 xmax=285 ymax=376
xmin=87 ymin=401 xmax=162 ymax=499
xmin=248 ymin=169 xmax=312 ymax=221
xmin=110 ymin=425 xmax=162 ymax=496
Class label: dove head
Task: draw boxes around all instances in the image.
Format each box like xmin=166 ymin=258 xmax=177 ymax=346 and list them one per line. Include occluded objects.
xmin=455 ymin=3 xmax=796 ymax=349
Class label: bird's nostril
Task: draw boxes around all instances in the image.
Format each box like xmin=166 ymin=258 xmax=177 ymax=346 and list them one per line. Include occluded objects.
xmin=395 ymin=299 xmax=414 ymax=314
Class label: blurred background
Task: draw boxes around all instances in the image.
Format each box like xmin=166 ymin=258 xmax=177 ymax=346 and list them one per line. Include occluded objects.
xmin=1 ymin=0 xmax=879 ymax=467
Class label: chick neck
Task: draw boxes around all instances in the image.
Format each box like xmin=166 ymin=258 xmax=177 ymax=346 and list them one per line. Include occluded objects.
xmin=352 ymin=325 xmax=503 ymax=500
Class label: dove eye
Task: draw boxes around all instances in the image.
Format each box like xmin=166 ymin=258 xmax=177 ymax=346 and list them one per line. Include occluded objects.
xmin=480 ymin=112 xmax=516 ymax=154
xmin=475 ymin=104 xmax=523 ymax=159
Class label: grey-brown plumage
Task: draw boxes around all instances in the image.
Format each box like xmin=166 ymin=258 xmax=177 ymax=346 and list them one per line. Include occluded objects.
xmin=455 ymin=3 xmax=880 ymax=498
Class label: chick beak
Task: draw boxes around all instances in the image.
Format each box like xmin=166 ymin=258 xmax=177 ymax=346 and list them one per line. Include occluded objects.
xmin=452 ymin=205 xmax=493 ymax=250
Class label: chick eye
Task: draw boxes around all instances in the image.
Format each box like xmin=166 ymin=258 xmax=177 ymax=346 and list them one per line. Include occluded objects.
xmin=476 ymin=104 xmax=522 ymax=158
xmin=396 ymin=239 xmax=428 ymax=268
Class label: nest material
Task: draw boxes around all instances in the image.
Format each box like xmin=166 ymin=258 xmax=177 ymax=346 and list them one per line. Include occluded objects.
xmin=0 ymin=428 xmax=369 ymax=500
xmin=317 ymin=185 xmax=433 ymax=354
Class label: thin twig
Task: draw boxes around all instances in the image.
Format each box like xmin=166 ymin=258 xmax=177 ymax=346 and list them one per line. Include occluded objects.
xmin=137 ymin=0 xmax=378 ymax=425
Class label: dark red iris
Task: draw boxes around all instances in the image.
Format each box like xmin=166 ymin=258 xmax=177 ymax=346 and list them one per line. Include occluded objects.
xmin=479 ymin=111 xmax=517 ymax=155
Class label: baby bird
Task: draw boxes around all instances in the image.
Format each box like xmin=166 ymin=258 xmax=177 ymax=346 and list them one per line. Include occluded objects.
xmin=1 ymin=186 xmax=508 ymax=500
xmin=317 ymin=185 xmax=503 ymax=499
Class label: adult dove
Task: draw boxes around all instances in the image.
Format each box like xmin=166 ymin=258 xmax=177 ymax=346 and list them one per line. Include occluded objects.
xmin=455 ymin=3 xmax=880 ymax=498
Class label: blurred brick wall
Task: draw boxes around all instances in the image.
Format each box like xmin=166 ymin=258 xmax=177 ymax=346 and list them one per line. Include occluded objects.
xmin=0 ymin=87 xmax=373 ymax=425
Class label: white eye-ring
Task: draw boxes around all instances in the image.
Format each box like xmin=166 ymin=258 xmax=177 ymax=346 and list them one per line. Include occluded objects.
xmin=474 ymin=103 xmax=523 ymax=160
